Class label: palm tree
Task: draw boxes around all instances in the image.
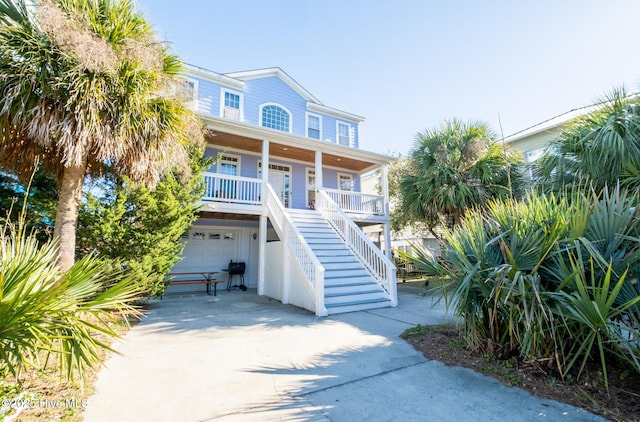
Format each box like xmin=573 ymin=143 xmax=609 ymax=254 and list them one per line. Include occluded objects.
xmin=536 ymin=89 xmax=640 ymax=193
xmin=399 ymin=119 xmax=524 ymax=232
xmin=0 ymin=0 xmax=201 ymax=271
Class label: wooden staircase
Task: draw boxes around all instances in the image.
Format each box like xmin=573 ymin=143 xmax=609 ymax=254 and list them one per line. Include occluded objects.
xmin=287 ymin=208 xmax=391 ymax=315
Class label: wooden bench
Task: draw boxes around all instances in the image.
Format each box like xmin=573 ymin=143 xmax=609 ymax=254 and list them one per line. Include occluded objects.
xmin=165 ymin=271 xmax=224 ymax=296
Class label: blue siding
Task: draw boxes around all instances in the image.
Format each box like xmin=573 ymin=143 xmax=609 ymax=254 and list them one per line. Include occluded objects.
xmin=190 ymin=76 xmax=221 ymax=117
xmin=187 ymin=70 xmax=361 ymax=148
xmin=242 ymin=77 xmax=307 ymax=134
xmin=318 ymin=117 xmax=359 ymax=148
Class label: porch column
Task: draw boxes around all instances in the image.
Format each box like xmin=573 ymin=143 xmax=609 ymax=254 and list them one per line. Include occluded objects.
xmin=380 ymin=164 xmax=392 ymax=259
xmin=258 ymin=214 xmax=267 ymax=295
xmin=262 ymin=139 xmax=270 ymax=187
xmin=258 ymin=139 xmax=269 ymax=296
xmin=315 ymin=150 xmax=323 ymax=191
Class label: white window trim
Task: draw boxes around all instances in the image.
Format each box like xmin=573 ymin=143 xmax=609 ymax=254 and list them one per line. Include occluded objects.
xmin=217 ymin=153 xmax=242 ymax=175
xmin=337 ymin=173 xmax=354 ymax=191
xmin=305 ymin=112 xmax=322 ymax=140
xmin=183 ymin=77 xmax=199 ymax=111
xmin=336 ymin=121 xmax=353 ymax=147
xmin=259 ymin=102 xmax=293 ymax=133
xmin=220 ymin=88 xmax=244 ymax=121
xmin=306 ymin=168 xmax=316 ymax=208
xmin=258 ymin=161 xmax=292 ymax=208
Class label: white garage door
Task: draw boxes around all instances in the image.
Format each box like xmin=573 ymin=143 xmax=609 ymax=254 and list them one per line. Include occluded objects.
xmin=173 ymin=228 xmax=238 ymax=273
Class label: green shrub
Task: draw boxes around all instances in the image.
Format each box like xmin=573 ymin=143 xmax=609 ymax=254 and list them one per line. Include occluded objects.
xmin=77 ymin=146 xmax=212 ymax=298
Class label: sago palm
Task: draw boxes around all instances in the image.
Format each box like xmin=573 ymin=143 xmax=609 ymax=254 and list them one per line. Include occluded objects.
xmin=0 ymin=0 xmax=201 ymax=270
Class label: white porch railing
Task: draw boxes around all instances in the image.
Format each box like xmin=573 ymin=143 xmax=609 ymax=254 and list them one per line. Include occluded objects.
xmin=202 ymin=172 xmax=261 ymax=205
xmin=316 ymin=190 xmax=397 ymax=306
xmin=264 ymin=184 xmax=328 ymax=316
xmin=323 ymin=188 xmax=385 ymax=216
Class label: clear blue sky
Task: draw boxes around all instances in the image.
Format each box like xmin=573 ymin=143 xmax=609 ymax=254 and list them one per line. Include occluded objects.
xmin=134 ymin=1 xmax=640 ymax=156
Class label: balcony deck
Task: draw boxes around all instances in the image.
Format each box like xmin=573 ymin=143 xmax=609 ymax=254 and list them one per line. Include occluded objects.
xmin=200 ymin=172 xmax=388 ymax=223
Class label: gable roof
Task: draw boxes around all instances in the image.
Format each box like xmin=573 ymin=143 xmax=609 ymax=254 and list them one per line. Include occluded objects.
xmin=182 ymin=63 xmax=244 ymax=89
xmin=225 ymin=67 xmax=365 ymax=123
xmin=225 ymin=67 xmax=322 ymax=104
xmin=182 ymin=64 xmax=365 ymax=123
xmin=503 ymin=92 xmax=640 ymax=144
xmin=502 ymin=103 xmax=601 ymax=144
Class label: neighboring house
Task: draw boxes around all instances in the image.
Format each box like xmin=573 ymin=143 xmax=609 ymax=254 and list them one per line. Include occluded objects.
xmin=167 ymin=65 xmax=397 ymax=316
xmin=502 ymin=101 xmax=606 ymax=177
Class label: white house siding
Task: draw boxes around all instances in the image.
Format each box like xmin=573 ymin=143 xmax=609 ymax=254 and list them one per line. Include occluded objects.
xmin=507 ymin=129 xmax=560 ymax=156
xmin=263 ymin=241 xmax=283 ymax=301
xmin=167 ymin=225 xmax=259 ymax=294
xmin=263 ymin=240 xmax=317 ymax=314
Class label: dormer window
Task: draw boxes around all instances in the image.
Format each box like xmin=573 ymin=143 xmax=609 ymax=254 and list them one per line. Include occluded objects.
xmin=220 ymin=88 xmax=243 ymax=121
xmin=306 ymin=113 xmax=321 ymax=139
xmin=260 ymin=103 xmax=291 ymax=132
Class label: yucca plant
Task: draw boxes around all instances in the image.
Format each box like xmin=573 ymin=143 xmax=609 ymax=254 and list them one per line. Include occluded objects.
xmin=0 ymin=220 xmax=142 ymax=381
xmin=411 ymin=185 xmax=640 ymax=384
xmin=551 ymin=248 xmax=640 ymax=391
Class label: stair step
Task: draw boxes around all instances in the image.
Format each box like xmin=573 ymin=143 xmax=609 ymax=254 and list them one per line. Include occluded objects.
xmin=295 ymin=222 xmax=332 ymax=228
xmin=317 ymin=255 xmax=358 ymax=264
xmin=324 ymin=276 xmax=374 ymax=286
xmin=324 ymin=291 xmax=387 ymax=305
xmin=322 ymin=262 xmax=362 ymax=271
xmin=299 ymin=233 xmax=340 ymax=240
xmin=282 ymin=207 xmax=393 ymax=316
xmin=307 ymin=237 xmax=346 ymax=248
xmin=287 ymin=209 xmax=318 ymax=214
xmin=307 ymin=243 xmax=350 ymax=251
xmin=296 ymin=223 xmax=330 ymax=227
xmin=324 ymin=269 xmax=370 ymax=278
xmin=325 ymin=298 xmax=392 ymax=315
xmin=296 ymin=226 xmax=335 ymax=233
xmin=325 ymin=287 xmax=382 ymax=297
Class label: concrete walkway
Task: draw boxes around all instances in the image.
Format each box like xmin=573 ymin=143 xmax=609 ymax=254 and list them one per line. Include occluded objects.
xmin=84 ymin=285 xmax=605 ymax=421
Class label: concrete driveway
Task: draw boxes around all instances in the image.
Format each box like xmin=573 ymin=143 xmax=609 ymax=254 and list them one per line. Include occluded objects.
xmin=83 ymin=285 xmax=605 ymax=421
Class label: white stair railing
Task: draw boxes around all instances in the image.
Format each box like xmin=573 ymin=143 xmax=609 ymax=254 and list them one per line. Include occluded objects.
xmin=316 ymin=190 xmax=397 ymax=306
xmin=264 ymin=184 xmax=327 ymax=316
xmin=323 ymin=188 xmax=385 ymax=216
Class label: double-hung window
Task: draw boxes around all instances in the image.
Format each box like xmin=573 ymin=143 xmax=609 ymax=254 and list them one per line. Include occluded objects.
xmin=306 ymin=113 xmax=321 ymax=139
xmin=337 ymin=122 xmax=351 ymax=146
xmin=221 ymin=89 xmax=242 ymax=121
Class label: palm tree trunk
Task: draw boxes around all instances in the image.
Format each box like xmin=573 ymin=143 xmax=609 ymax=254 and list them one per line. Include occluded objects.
xmin=53 ymin=164 xmax=86 ymax=272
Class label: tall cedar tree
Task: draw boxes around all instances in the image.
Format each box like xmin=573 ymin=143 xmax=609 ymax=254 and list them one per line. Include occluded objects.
xmin=77 ymin=146 xmax=212 ymax=297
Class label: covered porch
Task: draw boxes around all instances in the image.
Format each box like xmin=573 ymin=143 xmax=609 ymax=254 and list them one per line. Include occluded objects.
xmin=199 ymin=115 xmax=393 ymax=226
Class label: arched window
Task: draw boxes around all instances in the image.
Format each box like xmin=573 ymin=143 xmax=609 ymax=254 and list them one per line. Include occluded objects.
xmin=260 ymin=104 xmax=291 ymax=132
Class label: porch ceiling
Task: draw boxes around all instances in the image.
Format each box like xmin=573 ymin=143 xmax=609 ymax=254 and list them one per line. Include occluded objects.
xmin=205 ymin=131 xmax=377 ymax=172
xmin=198 ymin=211 xmax=259 ymax=221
